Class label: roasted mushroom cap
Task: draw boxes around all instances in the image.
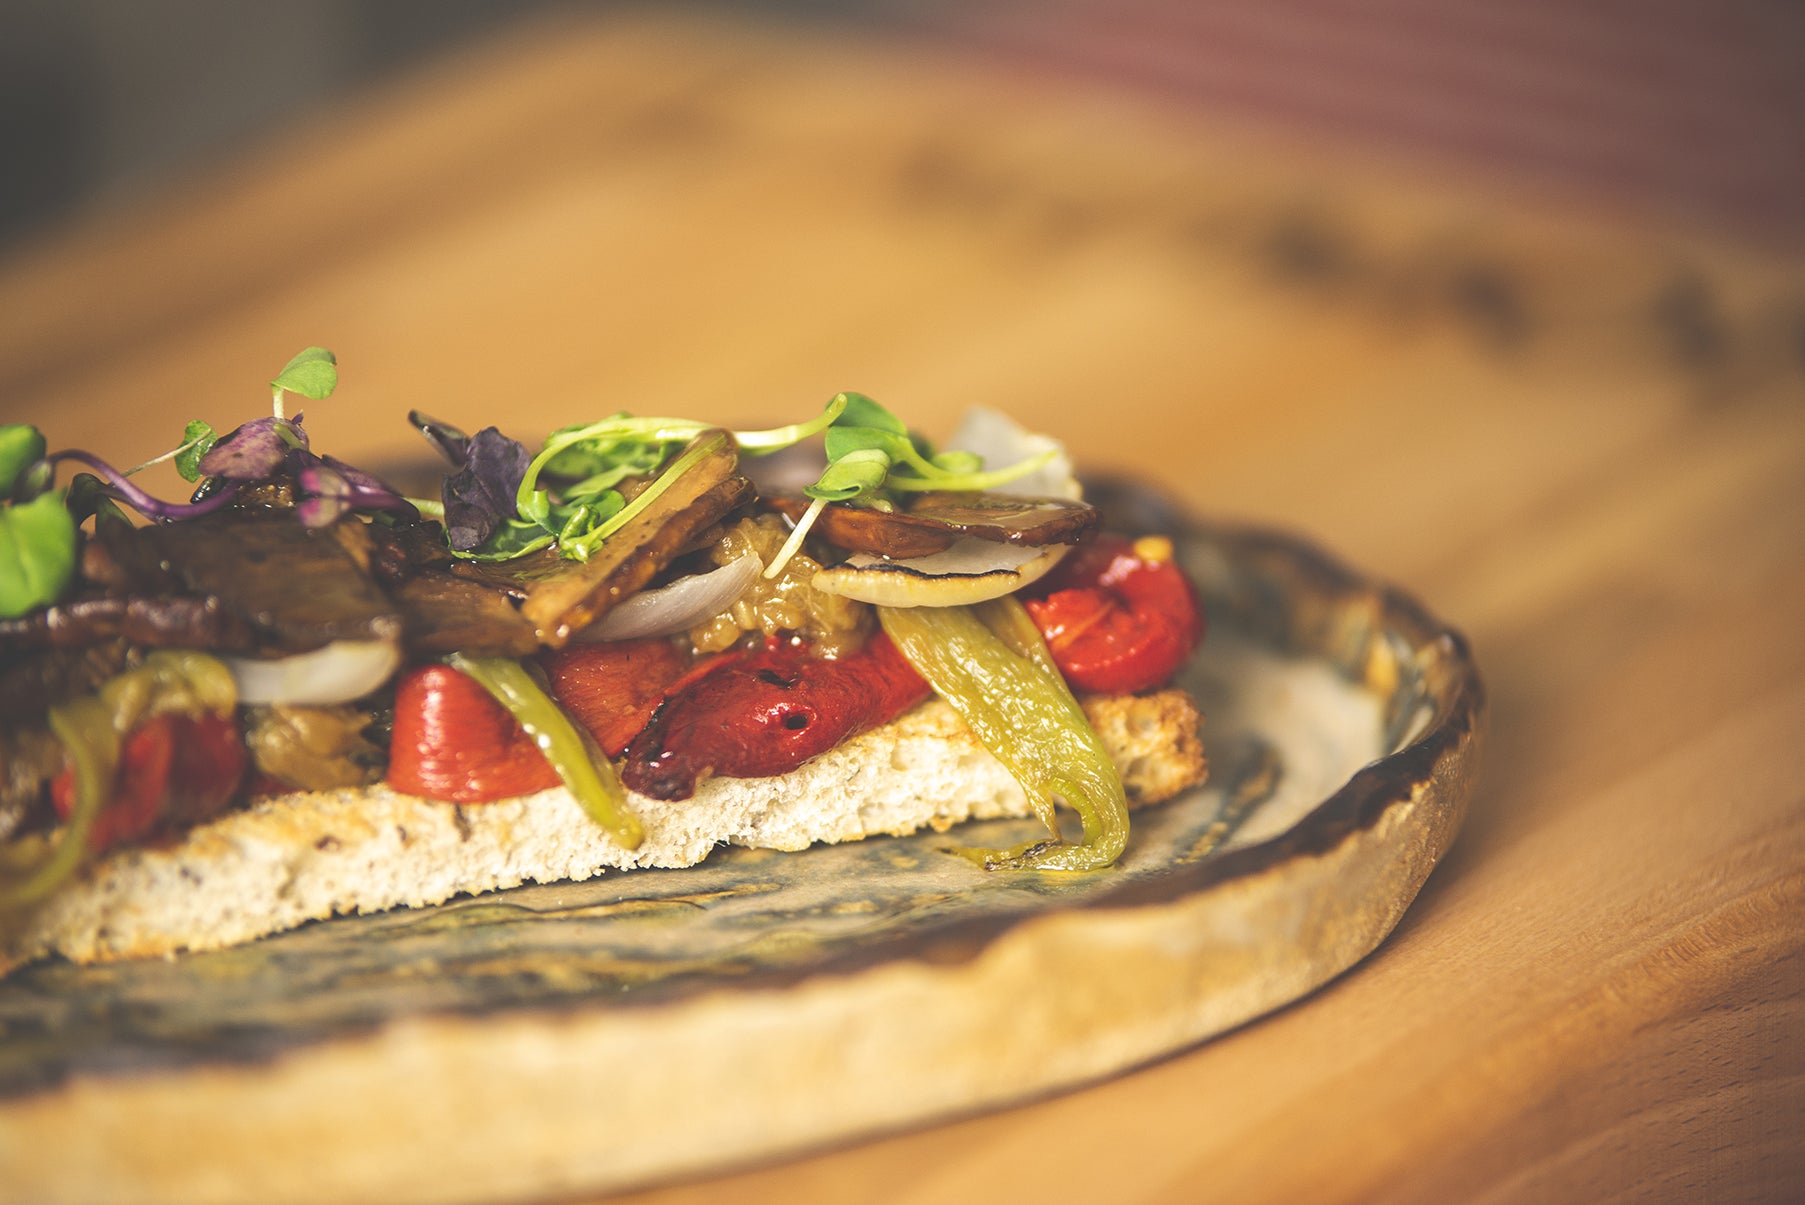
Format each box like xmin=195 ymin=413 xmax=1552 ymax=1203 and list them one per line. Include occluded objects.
xmin=811 ymin=540 xmax=1070 ymax=607
xmin=765 ymin=492 xmax=1097 ymax=559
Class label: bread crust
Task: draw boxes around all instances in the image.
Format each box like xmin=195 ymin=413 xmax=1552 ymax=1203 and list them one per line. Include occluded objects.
xmin=1 ymin=690 xmax=1203 ymax=973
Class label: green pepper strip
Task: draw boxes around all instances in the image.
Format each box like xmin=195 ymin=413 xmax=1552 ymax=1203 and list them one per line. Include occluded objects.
xmin=878 ymin=599 xmax=1129 ymax=871
xmin=445 ymin=653 xmax=644 ymax=850
xmin=0 ymin=702 xmax=115 ymax=907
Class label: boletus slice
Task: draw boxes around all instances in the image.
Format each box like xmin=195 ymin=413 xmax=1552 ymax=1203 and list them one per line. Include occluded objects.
xmin=764 ymin=491 xmax=1097 ymax=560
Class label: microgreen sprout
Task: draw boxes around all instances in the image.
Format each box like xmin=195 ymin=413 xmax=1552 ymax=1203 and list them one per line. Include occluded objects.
xmin=0 ymin=425 xmax=47 ymax=499
xmin=762 ymin=393 xmax=1056 ymax=579
xmin=121 ymin=421 xmax=217 ymax=480
xmin=439 ymin=395 xmax=850 ymax=562
xmin=269 ymin=347 xmax=338 ymax=422
xmin=0 ymin=425 xmax=76 ymax=619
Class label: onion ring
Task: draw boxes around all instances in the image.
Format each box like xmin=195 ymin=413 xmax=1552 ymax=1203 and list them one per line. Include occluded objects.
xmin=226 ymin=638 xmax=403 ymax=706
xmin=582 ymin=553 xmax=762 ymax=641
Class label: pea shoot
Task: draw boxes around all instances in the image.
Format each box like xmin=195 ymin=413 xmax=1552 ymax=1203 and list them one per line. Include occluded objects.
xmin=764 ymin=393 xmax=1056 ymax=579
xmin=0 ymin=426 xmax=76 ymax=620
xmin=435 ymin=396 xmax=852 ymax=562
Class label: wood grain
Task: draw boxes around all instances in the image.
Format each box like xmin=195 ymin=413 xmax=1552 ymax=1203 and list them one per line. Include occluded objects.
xmin=2 ymin=10 xmax=1801 ymax=1202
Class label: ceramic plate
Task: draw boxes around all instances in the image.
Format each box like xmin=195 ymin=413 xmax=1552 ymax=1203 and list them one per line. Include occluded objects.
xmin=0 ymin=498 xmax=1484 ymax=1204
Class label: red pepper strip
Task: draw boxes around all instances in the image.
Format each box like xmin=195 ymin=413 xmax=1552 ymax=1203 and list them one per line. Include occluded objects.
xmin=50 ymin=713 xmax=247 ymax=853
xmin=386 ymin=638 xmax=693 ymax=803
xmin=620 ymin=633 xmax=932 ymax=801
xmin=1023 ymin=534 xmax=1203 ymax=694
xmin=539 ymin=639 xmax=693 ymax=757
xmin=387 ymin=666 xmax=551 ymax=802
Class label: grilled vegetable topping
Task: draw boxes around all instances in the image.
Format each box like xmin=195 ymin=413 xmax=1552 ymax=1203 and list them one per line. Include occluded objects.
xmin=1 ymin=651 xmax=239 ymax=906
xmin=619 ymin=633 xmax=931 ymax=801
xmin=441 ymin=653 xmax=643 ymax=849
xmin=764 ymin=491 xmax=1097 ymax=559
xmin=1 ymin=347 xmax=1202 ymax=889
xmin=686 ymin=515 xmax=868 ymax=656
xmin=1022 ymin=534 xmax=1203 ymax=694
xmin=878 ymin=599 xmax=1129 ymax=871
xmin=386 ymin=640 xmax=689 ymax=802
xmin=244 ymin=705 xmax=385 ymax=792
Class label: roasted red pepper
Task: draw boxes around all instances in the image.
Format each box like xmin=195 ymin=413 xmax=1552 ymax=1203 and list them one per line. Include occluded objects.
xmin=1023 ymin=534 xmax=1202 ymax=694
xmin=620 ymin=633 xmax=932 ymax=800
xmin=387 ymin=638 xmax=691 ymax=802
xmin=540 ymin=639 xmax=693 ymax=757
xmin=389 ymin=536 xmax=1199 ymax=806
xmin=51 ymin=712 xmax=247 ymax=852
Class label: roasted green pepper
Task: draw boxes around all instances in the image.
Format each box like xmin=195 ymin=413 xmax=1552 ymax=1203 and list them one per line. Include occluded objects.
xmin=443 ymin=653 xmax=644 ymax=849
xmin=878 ymin=598 xmax=1130 ymax=871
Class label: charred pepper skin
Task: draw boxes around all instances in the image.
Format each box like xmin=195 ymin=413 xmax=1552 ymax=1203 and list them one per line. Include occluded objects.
xmin=620 ymin=634 xmax=932 ymax=801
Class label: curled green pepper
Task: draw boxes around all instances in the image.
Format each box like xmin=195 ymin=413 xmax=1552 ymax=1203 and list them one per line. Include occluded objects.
xmin=1 ymin=652 xmax=237 ymax=908
xmin=444 ymin=653 xmax=644 ymax=849
xmin=878 ymin=598 xmax=1129 ymax=871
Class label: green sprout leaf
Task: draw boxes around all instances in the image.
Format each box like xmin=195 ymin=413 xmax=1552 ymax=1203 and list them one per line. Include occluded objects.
xmin=173 ymin=421 xmax=218 ymax=482
xmin=764 ymin=392 xmax=1056 ymax=579
xmin=0 ymin=425 xmax=47 ymax=498
xmin=832 ymin=393 xmax=907 ymax=436
xmin=803 ymin=446 xmax=892 ymax=502
xmin=450 ymin=396 xmax=849 ymax=564
xmin=270 ymin=347 xmax=338 ymax=416
xmin=0 ymin=491 xmax=77 ymax=619
xmin=459 ymin=518 xmax=556 ymax=562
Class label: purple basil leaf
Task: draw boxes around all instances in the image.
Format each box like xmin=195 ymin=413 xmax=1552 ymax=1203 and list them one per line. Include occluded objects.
xmin=197 ymin=416 xmax=309 ymax=480
xmin=442 ymin=426 xmax=530 ymax=552
xmin=409 ymin=410 xmax=471 ymax=467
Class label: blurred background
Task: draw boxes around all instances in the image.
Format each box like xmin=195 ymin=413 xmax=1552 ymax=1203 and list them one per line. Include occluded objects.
xmin=3 ymin=0 xmax=1801 ymax=255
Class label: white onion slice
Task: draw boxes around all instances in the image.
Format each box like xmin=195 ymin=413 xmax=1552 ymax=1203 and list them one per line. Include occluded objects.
xmin=812 ymin=540 xmax=1069 ymax=607
xmin=583 ymin=553 xmax=762 ymax=641
xmin=944 ymin=407 xmax=1082 ymax=500
xmin=226 ymin=638 xmax=402 ymax=706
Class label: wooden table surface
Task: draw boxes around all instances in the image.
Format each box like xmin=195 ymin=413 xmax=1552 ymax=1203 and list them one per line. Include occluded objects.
xmin=3 ymin=12 xmax=1800 ymax=1202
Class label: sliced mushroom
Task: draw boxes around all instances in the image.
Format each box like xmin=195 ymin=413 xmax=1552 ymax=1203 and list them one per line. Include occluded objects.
xmin=811 ymin=539 xmax=1070 ymax=607
xmin=136 ymin=512 xmax=402 ymax=652
xmin=0 ymin=595 xmax=254 ymax=651
xmin=391 ymin=570 xmax=540 ymax=657
xmin=908 ymin=491 xmax=1097 ymax=543
xmin=764 ymin=492 xmax=1097 ymax=559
